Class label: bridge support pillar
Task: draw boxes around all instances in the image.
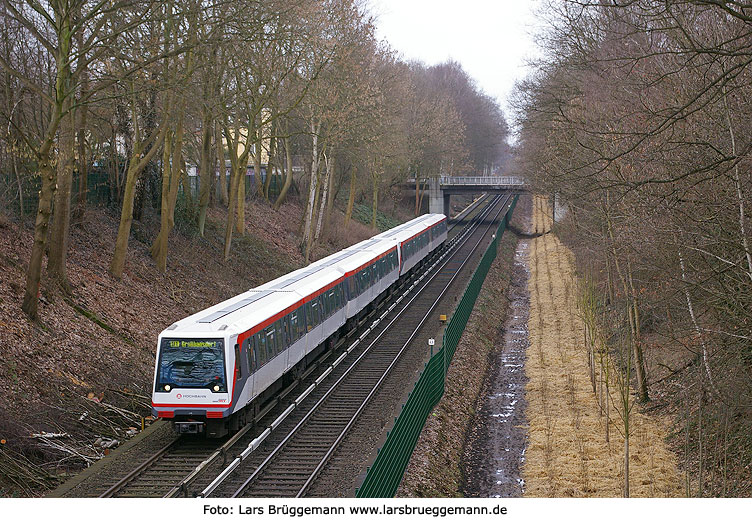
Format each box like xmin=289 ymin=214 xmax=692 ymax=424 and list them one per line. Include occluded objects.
xmin=429 ymin=177 xmax=445 ymax=215
xmin=443 ymin=194 xmax=451 ymax=217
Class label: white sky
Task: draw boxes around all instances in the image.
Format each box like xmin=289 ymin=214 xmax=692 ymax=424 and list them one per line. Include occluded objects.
xmin=368 ymin=0 xmax=543 ymax=124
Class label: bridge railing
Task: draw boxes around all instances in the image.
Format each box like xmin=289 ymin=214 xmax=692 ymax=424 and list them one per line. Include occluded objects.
xmin=439 ymin=176 xmax=526 ymax=186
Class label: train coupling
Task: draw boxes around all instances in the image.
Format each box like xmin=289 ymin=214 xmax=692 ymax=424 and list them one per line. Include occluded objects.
xmin=175 ymin=421 xmax=205 ymax=434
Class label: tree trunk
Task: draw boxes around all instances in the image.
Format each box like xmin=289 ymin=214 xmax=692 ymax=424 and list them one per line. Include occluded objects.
xmin=314 ymin=150 xmax=331 ymax=243
xmin=344 ymin=165 xmax=356 ymax=226
xmin=47 ymin=97 xmax=75 ymax=291
xmin=263 ymin=126 xmax=276 ymax=201
xmin=624 ymin=430 xmax=630 ymax=497
xmin=110 ymin=160 xmax=141 ymax=279
xmin=215 ymin=121 xmax=227 ymax=205
xmin=273 ymin=134 xmax=293 ymax=210
xmin=254 ymin=128 xmax=263 ymax=197
xmin=22 ymin=14 xmax=70 ymax=318
xmin=73 ymin=23 xmax=89 ymax=219
xmin=323 ymin=150 xmax=335 ymax=235
xmin=236 ymin=166 xmax=245 ymax=234
xmin=303 ymin=122 xmax=321 ymax=262
xmin=722 ymin=88 xmax=752 ymax=284
xmin=607 ymin=211 xmax=649 ymax=402
xmin=627 ymin=263 xmax=649 ymax=402
xmin=110 ymin=106 xmax=170 ymax=279
xmin=224 ymin=159 xmax=243 ymax=260
xmin=22 ymin=157 xmax=58 ymax=319
xmin=151 ymin=110 xmax=185 ymax=272
xmin=222 ymin=125 xmax=251 ymax=260
xmin=197 ymin=110 xmax=213 ymax=237
xmin=415 ymin=170 xmax=420 ymax=216
xmin=371 ymin=174 xmax=379 ymax=230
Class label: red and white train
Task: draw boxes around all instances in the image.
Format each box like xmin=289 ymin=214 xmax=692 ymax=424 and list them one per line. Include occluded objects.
xmin=151 ymin=214 xmax=447 ymax=436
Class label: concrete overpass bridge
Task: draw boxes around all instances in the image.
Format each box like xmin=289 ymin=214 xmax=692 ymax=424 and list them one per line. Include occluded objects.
xmin=418 ymin=176 xmax=528 ymax=216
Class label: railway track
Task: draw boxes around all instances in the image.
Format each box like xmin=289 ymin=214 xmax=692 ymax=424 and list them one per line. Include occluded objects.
xmin=97 ymin=194 xmax=509 ymax=498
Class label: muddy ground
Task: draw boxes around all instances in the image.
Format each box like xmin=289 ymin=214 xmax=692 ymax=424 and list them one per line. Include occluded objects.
xmin=462 ymin=235 xmax=530 ymax=497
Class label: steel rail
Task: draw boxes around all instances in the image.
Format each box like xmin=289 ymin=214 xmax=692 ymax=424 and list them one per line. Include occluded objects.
xmin=98 ymin=438 xmax=181 ymax=498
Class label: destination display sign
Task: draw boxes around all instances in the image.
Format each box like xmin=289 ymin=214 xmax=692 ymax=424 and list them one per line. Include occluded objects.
xmin=167 ymin=340 xmax=221 ymax=349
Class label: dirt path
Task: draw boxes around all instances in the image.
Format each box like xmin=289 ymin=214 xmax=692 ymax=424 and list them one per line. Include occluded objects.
xmin=523 ymin=195 xmax=682 ymax=497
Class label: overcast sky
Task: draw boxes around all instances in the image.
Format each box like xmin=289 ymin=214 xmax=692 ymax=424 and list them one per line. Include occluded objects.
xmin=367 ymin=0 xmax=543 ymax=124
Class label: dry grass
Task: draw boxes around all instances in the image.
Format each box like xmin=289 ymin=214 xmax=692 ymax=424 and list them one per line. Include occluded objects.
xmin=522 ymin=195 xmax=683 ymax=497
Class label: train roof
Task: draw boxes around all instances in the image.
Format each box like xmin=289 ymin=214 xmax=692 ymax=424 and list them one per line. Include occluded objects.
xmin=159 ymin=235 xmax=399 ymax=340
xmin=375 ymin=213 xmax=446 ymax=243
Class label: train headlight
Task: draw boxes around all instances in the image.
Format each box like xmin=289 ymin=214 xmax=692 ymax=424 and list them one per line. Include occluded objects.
xmin=213 ymin=385 xmax=220 ymax=392
xmin=164 ymin=384 xmax=171 ymax=392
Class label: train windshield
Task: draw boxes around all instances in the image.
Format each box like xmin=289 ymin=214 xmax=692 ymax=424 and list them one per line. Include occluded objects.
xmin=155 ymin=338 xmax=227 ymax=392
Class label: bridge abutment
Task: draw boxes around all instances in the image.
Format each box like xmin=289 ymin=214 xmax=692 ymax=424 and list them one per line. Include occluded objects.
xmin=429 ymin=177 xmax=448 ymax=215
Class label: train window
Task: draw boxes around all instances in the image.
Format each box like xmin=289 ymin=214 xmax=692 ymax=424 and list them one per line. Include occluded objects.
xmin=300 ymin=305 xmax=307 ymax=337
xmin=328 ymin=290 xmax=335 ymax=316
xmin=321 ymin=292 xmax=329 ymax=318
xmin=274 ymin=321 xmax=283 ymax=354
xmin=234 ymin=343 xmax=242 ymax=377
xmin=290 ymin=310 xmax=301 ymax=342
xmin=267 ymin=320 xmax=283 ymax=357
xmin=312 ymin=298 xmax=321 ymax=326
xmin=266 ymin=327 xmax=275 ymax=359
xmin=282 ymin=316 xmax=291 ymax=349
xmin=248 ymin=337 xmax=257 ymax=373
xmin=305 ymin=301 xmax=314 ymax=330
xmin=347 ymin=276 xmax=355 ymax=299
xmin=256 ymin=331 xmax=267 ymax=367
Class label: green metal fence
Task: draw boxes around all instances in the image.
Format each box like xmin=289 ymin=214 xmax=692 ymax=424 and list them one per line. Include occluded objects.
xmin=3 ymin=168 xmax=288 ymax=217
xmin=355 ymin=195 xmax=519 ymax=498
xmin=2 ymin=170 xmax=113 ymax=216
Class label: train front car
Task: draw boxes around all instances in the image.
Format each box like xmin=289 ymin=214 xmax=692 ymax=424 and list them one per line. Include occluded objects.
xmin=151 ymin=332 xmax=236 ymax=437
